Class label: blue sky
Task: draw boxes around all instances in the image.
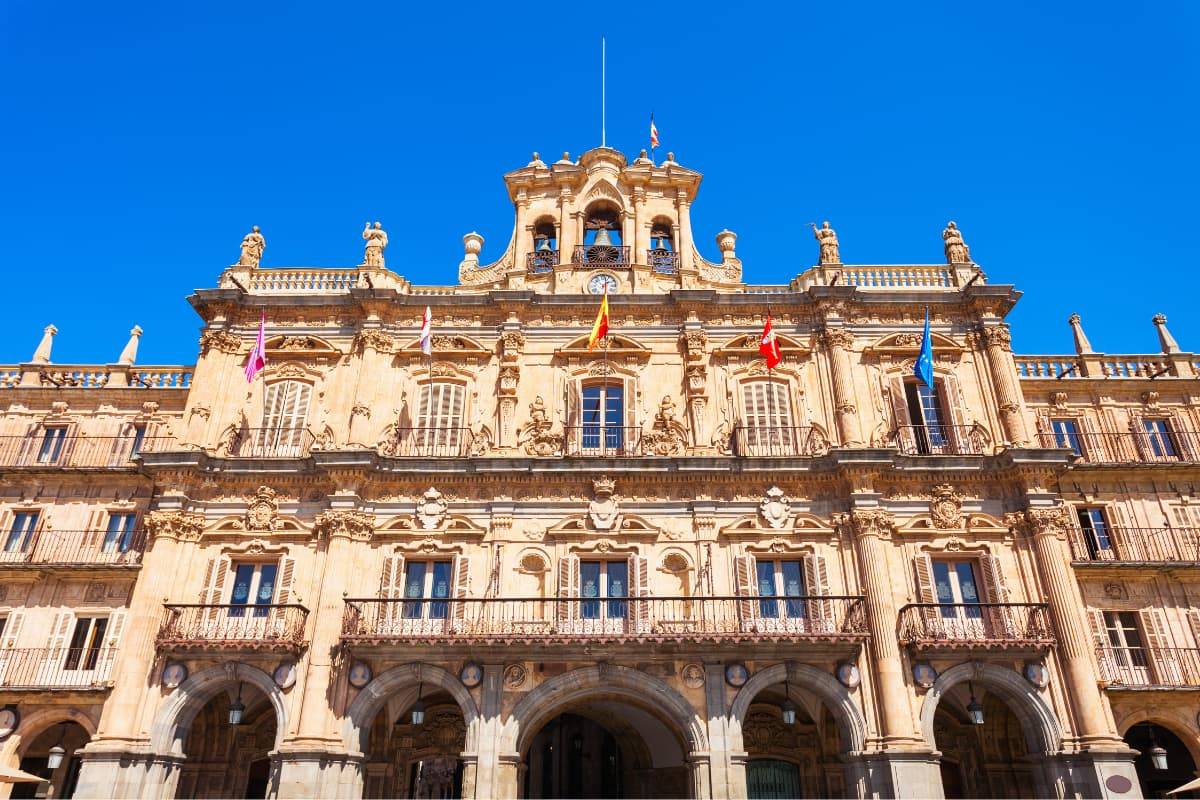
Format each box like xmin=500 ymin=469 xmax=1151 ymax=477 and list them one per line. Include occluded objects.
xmin=2 ymin=1 xmax=1197 ymax=364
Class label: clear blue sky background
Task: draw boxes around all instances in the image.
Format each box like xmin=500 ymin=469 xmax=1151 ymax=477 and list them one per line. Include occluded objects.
xmin=2 ymin=1 xmax=1197 ymax=365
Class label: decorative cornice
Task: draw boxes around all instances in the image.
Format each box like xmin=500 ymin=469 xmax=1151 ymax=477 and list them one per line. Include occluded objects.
xmin=199 ymin=329 xmax=242 ymax=356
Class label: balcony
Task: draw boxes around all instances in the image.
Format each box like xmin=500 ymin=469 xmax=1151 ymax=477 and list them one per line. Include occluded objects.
xmin=157 ymin=604 xmax=309 ymax=652
xmin=0 ymin=648 xmax=115 ymax=690
xmin=647 ymin=249 xmax=679 ymax=275
xmin=1038 ymin=431 xmax=1200 ymax=464
xmin=895 ymin=424 xmax=987 ymax=456
xmin=1098 ymin=646 xmax=1200 ymax=689
xmin=1069 ymin=527 xmax=1200 ymax=564
xmin=563 ymin=426 xmax=642 ymax=457
xmin=572 ymin=244 xmax=630 ymax=268
xmin=0 ymin=529 xmax=145 ymax=568
xmin=378 ymin=427 xmax=475 ymax=458
xmin=526 ymin=250 xmax=558 ymax=274
xmin=731 ymin=425 xmax=827 ymax=458
xmin=226 ymin=427 xmax=315 ymax=459
xmin=0 ymin=434 xmax=172 ymax=469
xmin=341 ymin=596 xmax=867 ymax=648
xmin=898 ymin=603 xmax=1055 ymax=651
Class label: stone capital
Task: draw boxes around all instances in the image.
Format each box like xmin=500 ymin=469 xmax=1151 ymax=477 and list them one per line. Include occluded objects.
xmin=835 ymin=508 xmax=895 ymax=540
xmin=821 ymin=327 xmax=856 ymax=350
xmin=1005 ymin=507 xmax=1069 ymax=540
xmin=313 ymin=510 xmax=374 ymax=542
xmin=144 ymin=510 xmax=204 ymax=542
xmin=198 ymin=329 xmax=242 ymax=356
xmin=980 ymin=325 xmax=1012 ymax=351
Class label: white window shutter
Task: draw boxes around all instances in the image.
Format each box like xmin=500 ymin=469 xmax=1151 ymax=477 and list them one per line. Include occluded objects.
xmin=629 ymin=554 xmax=650 ymax=633
xmin=1088 ymin=610 xmax=1113 ymax=682
xmin=913 ymin=554 xmax=936 ymax=604
xmin=452 ymin=555 xmax=471 ymax=627
xmin=1138 ymin=608 xmax=1181 ymax=684
xmin=274 ymin=556 xmax=296 ymax=605
xmin=803 ymin=553 xmax=833 ymax=632
xmin=48 ymin=611 xmax=74 ymax=655
xmin=1 ymin=612 xmax=23 ymax=649
xmin=556 ymin=555 xmax=579 ymax=629
xmin=735 ymin=554 xmax=757 ymax=630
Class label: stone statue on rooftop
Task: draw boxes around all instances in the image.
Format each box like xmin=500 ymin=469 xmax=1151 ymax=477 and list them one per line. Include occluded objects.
xmin=811 ymin=221 xmax=840 ymax=265
xmin=362 ymin=221 xmax=388 ymax=267
xmin=943 ymin=221 xmax=971 ymax=264
xmin=237 ymin=226 xmax=265 ymax=267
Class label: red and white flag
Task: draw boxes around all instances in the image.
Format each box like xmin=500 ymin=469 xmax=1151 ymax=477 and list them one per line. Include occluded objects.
xmin=649 ymin=115 xmax=660 ymax=150
xmin=244 ymin=311 xmax=267 ymax=382
xmin=419 ymin=306 xmax=433 ymax=356
xmin=759 ymin=314 xmax=781 ymax=369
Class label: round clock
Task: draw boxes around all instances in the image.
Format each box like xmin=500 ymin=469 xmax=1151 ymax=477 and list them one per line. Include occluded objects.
xmin=162 ymin=662 xmax=188 ymax=690
xmin=0 ymin=706 xmax=18 ymax=739
xmin=588 ymin=273 xmax=618 ymax=295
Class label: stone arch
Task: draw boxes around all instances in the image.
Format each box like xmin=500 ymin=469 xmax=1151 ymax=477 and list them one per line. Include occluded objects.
xmin=919 ymin=661 xmax=1062 ymax=756
xmin=729 ymin=662 xmax=867 ymax=755
xmin=342 ymin=662 xmax=480 ymax=755
xmin=1115 ymin=708 xmax=1200 ymax=772
xmin=149 ymin=661 xmax=286 ymax=756
xmin=0 ymin=707 xmax=98 ymax=768
xmin=500 ymin=665 xmax=708 ymax=757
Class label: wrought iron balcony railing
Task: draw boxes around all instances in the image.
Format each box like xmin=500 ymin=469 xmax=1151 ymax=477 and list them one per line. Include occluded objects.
xmin=341 ymin=596 xmax=867 ymax=644
xmin=1069 ymin=526 xmax=1200 ymax=563
xmin=647 ymin=249 xmax=679 ymax=275
xmin=1038 ymin=431 xmax=1200 ymax=464
xmin=225 ymin=427 xmax=315 ymax=459
xmin=895 ymin=424 xmax=987 ymax=456
xmin=0 ymin=529 xmax=146 ymax=567
xmin=563 ymin=425 xmax=642 ymax=457
xmin=157 ymin=604 xmax=309 ymax=651
xmin=0 ymin=434 xmax=172 ymax=469
xmin=731 ymin=425 xmax=827 ymax=457
xmin=526 ymin=250 xmax=559 ymax=274
xmin=572 ymin=245 xmax=630 ymax=268
xmin=378 ymin=427 xmax=475 ymax=458
xmin=1097 ymin=646 xmax=1200 ymax=688
xmin=0 ymin=647 xmax=116 ymax=690
xmin=898 ymin=603 xmax=1054 ymax=647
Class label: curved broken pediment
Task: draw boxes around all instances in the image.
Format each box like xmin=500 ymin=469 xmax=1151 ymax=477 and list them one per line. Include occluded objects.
xmin=864 ymin=331 xmax=962 ymax=357
xmin=713 ymin=332 xmax=809 ymax=359
xmin=555 ymin=333 xmax=651 ymax=361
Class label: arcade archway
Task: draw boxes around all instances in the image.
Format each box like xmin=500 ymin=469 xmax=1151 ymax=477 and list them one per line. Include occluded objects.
xmin=10 ymin=720 xmax=90 ymax=800
xmin=1124 ymin=722 xmax=1199 ymax=799
xmin=174 ymin=682 xmax=277 ymax=798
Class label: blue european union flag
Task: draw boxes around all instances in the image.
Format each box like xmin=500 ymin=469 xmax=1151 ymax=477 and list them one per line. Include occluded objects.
xmin=914 ymin=308 xmax=934 ymax=387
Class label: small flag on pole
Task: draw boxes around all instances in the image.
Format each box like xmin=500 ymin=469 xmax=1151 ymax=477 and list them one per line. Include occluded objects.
xmin=649 ymin=115 xmax=660 ymax=150
xmin=914 ymin=308 xmax=934 ymax=387
xmin=759 ymin=313 xmax=782 ymax=369
xmin=419 ymin=306 xmax=433 ymax=356
xmin=587 ymin=291 xmax=610 ymax=351
xmin=244 ymin=311 xmax=267 ymax=382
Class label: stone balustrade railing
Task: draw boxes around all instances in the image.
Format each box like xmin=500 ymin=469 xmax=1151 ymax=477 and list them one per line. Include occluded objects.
xmin=248 ymin=268 xmax=360 ymax=293
xmin=1017 ymin=354 xmax=1192 ymax=379
xmin=839 ymin=266 xmax=955 ymax=288
xmin=0 ymin=365 xmax=193 ymax=389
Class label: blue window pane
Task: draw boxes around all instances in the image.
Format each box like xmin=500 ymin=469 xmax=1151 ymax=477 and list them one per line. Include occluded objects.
xmin=780 ymin=560 xmax=805 ymax=618
xmin=1144 ymin=420 xmax=1177 ymax=458
xmin=402 ymin=562 xmax=426 ymax=619
xmin=606 ymin=560 xmax=628 ymax=619
xmin=1051 ymin=419 xmax=1082 ymax=455
xmin=955 ymin=562 xmax=982 ymax=620
xmin=429 ymin=561 xmax=451 ymax=619
xmin=581 ymin=385 xmax=624 ymax=452
xmin=4 ymin=512 xmax=37 ymax=553
xmin=756 ymin=561 xmax=779 ymax=618
xmin=932 ymin=561 xmax=956 ymax=617
xmin=254 ymin=564 xmax=277 ymax=617
xmin=229 ymin=564 xmax=255 ymax=617
xmin=581 ymin=562 xmax=601 ymax=619
xmin=38 ymin=428 xmax=66 ymax=464
xmin=103 ymin=514 xmax=136 ymax=553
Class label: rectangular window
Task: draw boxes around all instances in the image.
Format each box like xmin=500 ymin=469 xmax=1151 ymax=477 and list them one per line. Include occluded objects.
xmin=1143 ymin=419 xmax=1178 ymax=459
xmin=580 ymin=560 xmax=628 ymax=620
xmin=102 ymin=513 xmax=137 ymax=553
xmin=1076 ymin=508 xmax=1112 ymax=559
xmin=401 ymin=561 xmax=452 ymax=620
xmin=3 ymin=512 xmax=37 ymax=553
xmin=37 ymin=427 xmax=67 ymax=464
xmin=63 ymin=617 xmax=108 ymax=671
xmin=260 ymin=381 xmax=312 ymax=455
xmin=1050 ymin=419 xmax=1082 ymax=456
xmin=129 ymin=424 xmax=147 ymax=457
xmin=1103 ymin=611 xmax=1148 ymax=672
xmin=755 ymin=559 xmax=805 ymax=619
xmin=904 ymin=381 xmax=947 ymax=452
xmin=740 ymin=381 xmax=794 ymax=455
xmin=416 ymin=383 xmax=465 ymax=453
xmin=932 ymin=560 xmax=982 ymax=619
xmin=581 ymin=384 xmax=624 ymax=453
xmin=229 ymin=563 xmax=278 ymax=618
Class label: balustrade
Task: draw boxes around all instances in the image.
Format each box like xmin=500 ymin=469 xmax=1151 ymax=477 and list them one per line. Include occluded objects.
xmin=839 ymin=266 xmax=954 ymax=288
xmin=379 ymin=427 xmax=475 ymax=458
xmin=247 ymin=268 xmax=359 ymax=293
xmin=0 ymin=528 xmax=145 ymax=566
xmin=157 ymin=604 xmax=309 ymax=650
xmin=895 ymin=424 xmax=988 ymax=456
xmin=898 ymin=603 xmax=1054 ymax=647
xmin=1097 ymin=646 xmax=1200 ymax=688
xmin=0 ymin=648 xmax=115 ymax=690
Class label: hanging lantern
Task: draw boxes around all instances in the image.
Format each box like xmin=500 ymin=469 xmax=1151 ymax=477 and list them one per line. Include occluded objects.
xmin=780 ymin=678 xmax=796 ymax=726
xmin=228 ymin=682 xmax=245 ymax=726
xmin=411 ymin=683 xmax=425 ymax=726
xmin=47 ymin=724 xmax=67 ymax=770
xmin=1146 ymin=725 xmax=1169 ymax=771
xmin=966 ymin=683 xmax=984 ymax=725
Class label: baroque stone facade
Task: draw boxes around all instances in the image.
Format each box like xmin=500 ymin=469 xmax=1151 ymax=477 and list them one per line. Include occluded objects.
xmin=0 ymin=146 xmax=1196 ymax=800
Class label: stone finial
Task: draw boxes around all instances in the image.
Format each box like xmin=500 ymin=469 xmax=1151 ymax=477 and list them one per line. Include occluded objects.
xmin=1152 ymin=313 xmax=1181 ymax=354
xmin=462 ymin=232 xmax=484 ymax=264
xmin=665 ymin=151 xmax=677 ymax=164
xmin=30 ymin=324 xmax=57 ymax=364
xmin=528 ymin=152 xmax=545 ymax=167
xmin=556 ymin=152 xmax=572 ymax=164
xmin=1068 ymin=313 xmax=1094 ymax=355
xmin=716 ymin=230 xmax=737 ymax=259
xmin=117 ymin=325 xmax=143 ymax=366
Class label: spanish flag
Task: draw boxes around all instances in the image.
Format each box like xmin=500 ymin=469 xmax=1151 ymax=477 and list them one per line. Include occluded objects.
xmin=587 ymin=290 xmax=610 ymax=351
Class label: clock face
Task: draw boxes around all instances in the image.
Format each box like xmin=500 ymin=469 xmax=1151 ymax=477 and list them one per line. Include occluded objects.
xmin=588 ymin=273 xmax=617 ymax=295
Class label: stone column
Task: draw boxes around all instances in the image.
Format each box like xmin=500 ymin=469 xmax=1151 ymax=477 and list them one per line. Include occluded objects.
xmin=348 ymin=329 xmax=395 ymax=448
xmin=469 ymin=664 xmax=506 ymax=799
xmin=276 ymin=505 xmax=373 ymax=799
xmin=821 ymin=328 xmax=864 ymax=447
xmin=676 ymin=189 xmax=695 ymax=273
xmin=632 ymin=187 xmax=647 ymax=263
xmin=979 ymin=325 xmax=1031 ymax=446
xmin=703 ymin=662 xmax=740 ymax=799
xmin=556 ymin=188 xmax=574 ymax=267
xmin=497 ymin=328 xmax=524 ymax=451
xmin=681 ymin=326 xmax=709 ymax=452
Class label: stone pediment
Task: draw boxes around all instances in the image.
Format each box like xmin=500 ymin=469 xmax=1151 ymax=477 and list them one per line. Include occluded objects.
xmin=712 ymin=332 xmax=809 ymax=359
xmin=894 ymin=512 xmax=1009 ymax=537
xmin=264 ymin=335 xmax=342 ymax=359
xmin=863 ymin=331 xmax=962 ymax=357
xmin=554 ymin=333 xmax=651 ymax=362
xmin=396 ymin=333 xmax=491 ymax=360
xmin=376 ymin=514 xmax=486 ymax=538
xmin=719 ymin=512 xmax=834 ymax=541
xmin=545 ymin=514 xmax=662 ymax=541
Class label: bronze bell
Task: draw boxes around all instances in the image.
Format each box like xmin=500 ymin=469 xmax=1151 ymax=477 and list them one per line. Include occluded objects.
xmin=652 ymin=235 xmax=670 ymax=250
xmin=592 ymin=227 xmax=613 ymax=247
xmin=536 ymin=236 xmax=552 ymax=252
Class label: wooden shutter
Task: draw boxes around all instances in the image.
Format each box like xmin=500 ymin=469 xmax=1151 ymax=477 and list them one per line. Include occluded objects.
xmin=735 ymin=554 xmax=757 ymax=630
xmin=804 ymin=553 xmax=833 ymax=632
xmin=565 ymin=381 xmax=580 ymax=454
xmin=48 ymin=611 xmax=74 ymax=656
xmin=452 ymin=555 xmax=471 ymax=629
xmin=979 ymin=554 xmax=1016 ymax=637
xmin=1139 ymin=608 xmax=1180 ymax=685
xmin=556 ymin=555 xmax=579 ymax=629
xmin=913 ymin=553 xmax=939 ymax=637
xmin=886 ymin=376 xmax=912 ymax=448
xmin=1088 ymin=610 xmax=1114 ymax=682
xmin=741 ymin=382 xmax=793 ymax=430
xmin=940 ymin=373 xmax=971 ymax=430
xmin=418 ymin=383 xmax=466 ymax=431
xmin=0 ymin=612 xmax=23 ymax=648
xmin=274 ymin=556 xmax=296 ymax=605
xmin=629 ymin=555 xmax=650 ymax=633
xmin=623 ymin=377 xmax=638 ymax=442
xmin=1065 ymin=508 xmax=1089 ymax=560
xmin=199 ymin=556 xmax=231 ymax=626
xmin=1128 ymin=413 xmax=1153 ymax=461
xmin=99 ymin=611 xmax=126 ymax=679
xmin=379 ymin=555 xmax=406 ymax=599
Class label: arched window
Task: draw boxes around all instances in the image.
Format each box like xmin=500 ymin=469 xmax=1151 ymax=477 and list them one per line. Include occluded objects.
xmin=257 ymin=380 xmax=312 ymax=457
xmin=737 ymin=379 xmax=795 ymax=456
xmin=528 ymin=219 xmax=558 ymax=274
xmin=648 ymin=221 xmax=678 ymax=275
xmin=577 ymin=204 xmax=627 ymax=267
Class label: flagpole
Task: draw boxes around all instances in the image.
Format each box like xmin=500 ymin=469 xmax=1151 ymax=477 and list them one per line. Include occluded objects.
xmin=765 ymin=306 xmax=776 ymax=455
xmin=650 ymin=111 xmax=656 ymax=161
xmin=601 ymin=37 xmax=606 ymax=148
xmin=603 ymin=291 xmax=611 ymax=454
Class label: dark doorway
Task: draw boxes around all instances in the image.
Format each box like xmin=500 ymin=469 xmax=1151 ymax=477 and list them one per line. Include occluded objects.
xmin=244 ymin=758 xmax=271 ymax=799
xmin=746 ymin=759 xmax=801 ymax=799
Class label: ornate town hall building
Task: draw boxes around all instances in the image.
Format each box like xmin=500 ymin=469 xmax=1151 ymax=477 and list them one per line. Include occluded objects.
xmin=0 ymin=146 xmax=1197 ymax=800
